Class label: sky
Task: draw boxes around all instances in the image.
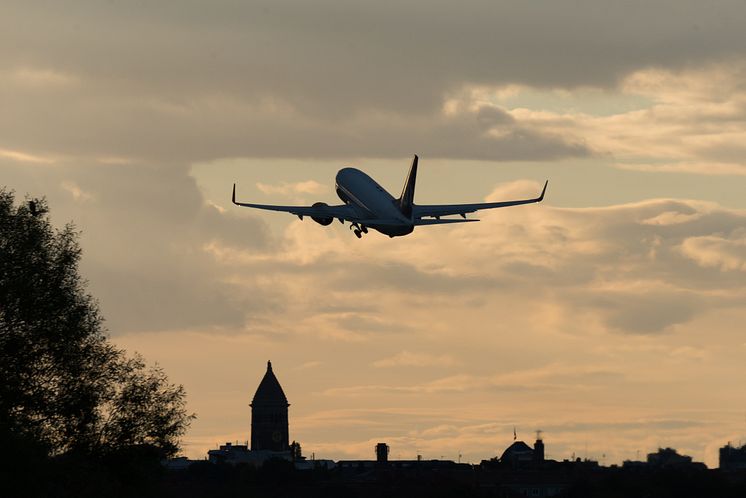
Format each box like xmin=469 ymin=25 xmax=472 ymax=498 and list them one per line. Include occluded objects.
xmin=3 ymin=0 xmax=746 ymax=467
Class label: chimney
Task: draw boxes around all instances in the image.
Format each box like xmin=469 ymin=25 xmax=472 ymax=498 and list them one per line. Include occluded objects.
xmin=376 ymin=443 xmax=389 ymax=464
xmin=534 ymin=436 xmax=545 ymax=462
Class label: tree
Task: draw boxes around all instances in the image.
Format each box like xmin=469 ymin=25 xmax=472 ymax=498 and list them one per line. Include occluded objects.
xmin=0 ymin=189 xmax=193 ymax=459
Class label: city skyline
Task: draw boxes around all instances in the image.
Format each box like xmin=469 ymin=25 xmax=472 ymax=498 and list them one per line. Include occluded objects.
xmin=3 ymin=0 xmax=746 ymax=469
xmin=194 ymin=358 xmax=740 ymax=467
xmin=203 ymin=359 xmax=737 ymax=468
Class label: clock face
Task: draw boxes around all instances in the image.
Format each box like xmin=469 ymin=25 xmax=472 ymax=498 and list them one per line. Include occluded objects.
xmin=272 ymin=430 xmax=282 ymax=443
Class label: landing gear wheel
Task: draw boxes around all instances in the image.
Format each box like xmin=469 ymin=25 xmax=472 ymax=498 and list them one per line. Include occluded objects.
xmin=354 ymin=229 xmax=362 ymax=239
xmin=360 ymin=225 xmax=368 ymax=234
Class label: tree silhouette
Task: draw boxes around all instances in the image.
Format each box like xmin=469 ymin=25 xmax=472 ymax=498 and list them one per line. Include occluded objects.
xmin=0 ymin=189 xmax=193 ymax=459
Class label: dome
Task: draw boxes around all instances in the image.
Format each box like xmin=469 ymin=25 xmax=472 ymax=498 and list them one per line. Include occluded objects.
xmin=251 ymin=361 xmax=289 ymax=406
xmin=500 ymin=441 xmax=534 ymax=462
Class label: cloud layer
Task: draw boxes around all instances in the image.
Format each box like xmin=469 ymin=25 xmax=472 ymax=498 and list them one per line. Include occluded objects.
xmin=3 ymin=1 xmax=746 ymax=164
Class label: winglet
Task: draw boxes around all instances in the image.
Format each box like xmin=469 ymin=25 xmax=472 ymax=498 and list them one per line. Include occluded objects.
xmin=537 ymin=180 xmax=548 ymax=202
xmin=232 ymin=183 xmax=237 ymax=205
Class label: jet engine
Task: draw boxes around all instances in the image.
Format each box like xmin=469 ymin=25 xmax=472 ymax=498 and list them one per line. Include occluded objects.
xmin=311 ymin=202 xmax=334 ymax=226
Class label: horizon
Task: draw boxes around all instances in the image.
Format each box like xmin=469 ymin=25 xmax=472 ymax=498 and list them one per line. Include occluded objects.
xmin=189 ymin=356 xmax=734 ymax=467
xmin=4 ymin=0 xmax=746 ymax=470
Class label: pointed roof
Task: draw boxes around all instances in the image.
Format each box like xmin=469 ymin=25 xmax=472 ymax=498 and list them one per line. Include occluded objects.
xmin=251 ymin=361 xmax=289 ymax=405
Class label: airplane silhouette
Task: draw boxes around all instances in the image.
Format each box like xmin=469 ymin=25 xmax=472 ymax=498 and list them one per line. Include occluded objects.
xmin=232 ymin=155 xmax=547 ymax=238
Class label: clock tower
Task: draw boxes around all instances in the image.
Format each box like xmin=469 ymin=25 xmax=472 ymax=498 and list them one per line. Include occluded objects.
xmin=250 ymin=361 xmax=290 ymax=451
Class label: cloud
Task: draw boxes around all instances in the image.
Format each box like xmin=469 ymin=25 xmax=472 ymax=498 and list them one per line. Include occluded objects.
xmin=641 ymin=210 xmax=703 ymax=226
xmin=324 ymin=363 xmax=625 ymax=397
xmin=2 ymin=161 xmax=274 ymax=334
xmin=587 ymin=290 xmax=704 ymax=334
xmin=669 ymin=346 xmax=709 ymax=361
xmin=15 ymin=1 xmax=746 ymax=163
xmin=175 ymin=186 xmax=746 ymax=342
xmin=618 ymin=162 xmax=746 ymax=176
xmin=60 ymin=180 xmax=94 ymax=203
xmin=260 ymin=189 xmax=746 ymax=335
xmin=0 ymin=86 xmax=590 ymax=162
xmin=5 ymin=2 xmax=746 ymax=168
xmin=0 ymin=147 xmax=56 ymax=164
xmin=256 ymin=180 xmax=327 ymax=196
xmin=466 ymin=63 xmax=746 ymax=175
xmin=373 ymin=351 xmax=458 ymax=368
xmin=11 ymin=67 xmax=78 ymax=88
xmin=6 ymin=1 xmax=746 ymax=112
xmin=295 ymin=361 xmax=323 ymax=370
xmin=680 ymin=229 xmax=746 ymax=271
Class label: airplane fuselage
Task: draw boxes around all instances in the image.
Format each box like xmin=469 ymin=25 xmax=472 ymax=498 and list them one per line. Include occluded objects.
xmin=335 ymin=168 xmax=414 ymax=237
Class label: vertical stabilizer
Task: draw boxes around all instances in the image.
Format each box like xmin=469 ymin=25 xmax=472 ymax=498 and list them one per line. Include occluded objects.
xmin=399 ymin=154 xmax=418 ymax=218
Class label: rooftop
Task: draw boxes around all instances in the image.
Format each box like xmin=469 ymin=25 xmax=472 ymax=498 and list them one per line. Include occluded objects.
xmin=251 ymin=360 xmax=289 ymax=406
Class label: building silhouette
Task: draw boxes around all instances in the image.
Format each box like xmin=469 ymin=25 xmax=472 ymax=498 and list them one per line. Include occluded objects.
xmin=646 ymin=447 xmax=698 ymax=468
xmin=482 ymin=434 xmax=548 ymax=469
xmin=251 ymin=360 xmax=290 ymax=452
xmin=500 ymin=440 xmax=539 ymax=467
xmin=720 ymin=442 xmax=746 ymax=471
xmin=620 ymin=447 xmax=705 ymax=471
xmin=375 ymin=443 xmax=389 ymax=464
xmin=208 ymin=360 xmax=296 ymax=465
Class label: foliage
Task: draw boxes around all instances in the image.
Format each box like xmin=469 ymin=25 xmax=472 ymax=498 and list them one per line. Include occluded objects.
xmin=100 ymin=355 xmax=190 ymax=456
xmin=0 ymin=188 xmax=193 ymax=460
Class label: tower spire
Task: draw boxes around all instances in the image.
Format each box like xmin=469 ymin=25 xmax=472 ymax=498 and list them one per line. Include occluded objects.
xmin=251 ymin=360 xmax=289 ymax=451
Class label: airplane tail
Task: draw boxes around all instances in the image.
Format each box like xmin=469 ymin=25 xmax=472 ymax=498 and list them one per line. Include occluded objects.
xmin=398 ymin=154 xmax=418 ymax=218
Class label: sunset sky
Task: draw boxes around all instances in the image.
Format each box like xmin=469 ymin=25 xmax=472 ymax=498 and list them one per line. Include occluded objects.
xmin=3 ymin=0 xmax=746 ymax=467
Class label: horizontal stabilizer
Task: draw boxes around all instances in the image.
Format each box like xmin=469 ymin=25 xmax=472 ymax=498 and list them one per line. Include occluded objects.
xmin=413 ymin=218 xmax=480 ymax=226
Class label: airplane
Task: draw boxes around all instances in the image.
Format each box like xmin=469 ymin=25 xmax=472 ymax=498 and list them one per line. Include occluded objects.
xmin=232 ymin=155 xmax=547 ymax=239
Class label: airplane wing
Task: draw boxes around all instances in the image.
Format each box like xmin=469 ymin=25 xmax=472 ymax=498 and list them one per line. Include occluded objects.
xmin=232 ymin=184 xmax=360 ymax=221
xmin=413 ymin=180 xmax=547 ymax=219
xmin=413 ymin=218 xmax=480 ymax=226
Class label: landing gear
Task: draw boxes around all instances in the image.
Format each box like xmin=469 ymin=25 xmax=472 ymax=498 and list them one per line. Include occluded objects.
xmin=349 ymin=222 xmax=366 ymax=239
